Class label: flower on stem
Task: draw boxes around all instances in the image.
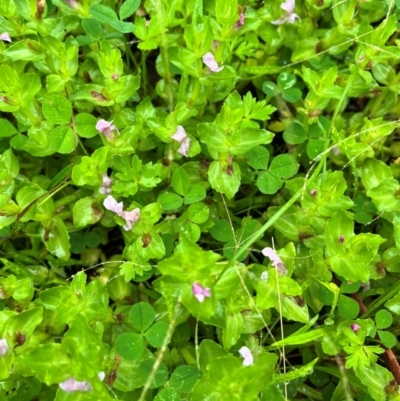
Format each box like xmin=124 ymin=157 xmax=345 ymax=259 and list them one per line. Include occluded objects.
xmin=202 ymin=52 xmax=224 ymax=73
xmin=351 ymin=324 xmax=360 ymax=332
xmin=234 ymin=13 xmax=245 ymax=30
xmin=103 ymin=195 xmax=141 ymax=231
xmin=59 ymin=372 xmax=105 ymax=393
xmin=192 ymin=282 xmax=211 ymax=303
xmin=171 ymin=125 xmax=191 ymax=157
xmin=121 ymin=208 xmax=140 ymax=231
xmin=65 ymin=0 xmax=78 ymax=8
xmin=99 ymin=174 xmax=112 ymax=195
xmin=0 ymin=32 xmax=11 ymax=43
xmin=271 ymin=0 xmax=300 ymax=25
xmin=96 ymin=119 xmax=119 ymax=141
xmin=0 ymin=339 xmax=8 ymax=356
xmin=239 ymin=346 xmax=253 ymax=366
xmin=262 ymin=247 xmax=287 ymax=276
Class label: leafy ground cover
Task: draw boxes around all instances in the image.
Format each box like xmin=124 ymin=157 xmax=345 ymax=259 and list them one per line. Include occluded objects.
xmin=1 ymin=0 xmax=400 ymax=400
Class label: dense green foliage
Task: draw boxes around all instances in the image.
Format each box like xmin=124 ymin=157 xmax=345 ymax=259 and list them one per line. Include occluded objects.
xmin=1 ymin=0 xmax=400 ymax=400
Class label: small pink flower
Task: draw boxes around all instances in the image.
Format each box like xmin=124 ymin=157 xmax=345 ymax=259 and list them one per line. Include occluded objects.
xmin=59 ymin=372 xmax=104 ymax=393
xmin=171 ymin=126 xmax=191 ymax=157
xmin=121 ymin=208 xmax=140 ymax=231
xmin=351 ymin=324 xmax=360 ymax=332
xmin=310 ymin=189 xmax=317 ymax=196
xmin=59 ymin=378 xmax=92 ymax=392
xmin=65 ymin=0 xmax=78 ymax=8
xmin=103 ymin=195 xmax=124 ymax=216
xmin=96 ymin=119 xmax=119 ymax=141
xmin=112 ymin=73 xmax=118 ymax=80
xmin=272 ymin=0 xmax=300 ymax=25
xmin=235 ymin=13 xmax=245 ymax=30
xmin=99 ymin=174 xmax=112 ymax=195
xmin=239 ymin=346 xmax=253 ymax=366
xmin=262 ymin=247 xmax=287 ymax=275
xmin=0 ymin=32 xmax=11 ymax=43
xmin=0 ymin=339 xmax=8 ymax=356
xmin=202 ymin=52 xmax=224 ymax=73
xmin=192 ymin=282 xmax=211 ymax=303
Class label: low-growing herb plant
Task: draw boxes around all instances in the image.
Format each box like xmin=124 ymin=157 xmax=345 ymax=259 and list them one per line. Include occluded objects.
xmin=1 ymin=0 xmax=400 ymax=400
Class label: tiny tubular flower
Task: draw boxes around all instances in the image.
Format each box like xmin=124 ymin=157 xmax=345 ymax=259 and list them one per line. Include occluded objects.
xmin=262 ymin=247 xmax=287 ymax=275
xmin=202 ymin=52 xmax=224 ymax=72
xmin=192 ymin=282 xmax=211 ymax=303
xmin=59 ymin=372 xmax=105 ymax=393
xmin=171 ymin=125 xmax=191 ymax=157
xmin=103 ymin=195 xmax=124 ymax=217
xmin=0 ymin=339 xmax=8 ymax=356
xmin=0 ymin=32 xmax=11 ymax=43
xmin=96 ymin=119 xmax=119 ymax=141
xmin=121 ymin=208 xmax=141 ymax=231
xmin=271 ymin=0 xmax=300 ymax=25
xmin=239 ymin=346 xmax=253 ymax=366
xmin=59 ymin=378 xmax=92 ymax=392
xmin=235 ymin=13 xmax=245 ymax=30
xmin=99 ymin=174 xmax=112 ymax=195
xmin=351 ymin=324 xmax=360 ymax=332
xmin=65 ymin=0 xmax=78 ymax=8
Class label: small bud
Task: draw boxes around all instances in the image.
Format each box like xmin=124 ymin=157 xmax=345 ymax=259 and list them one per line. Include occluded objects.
xmin=310 ymin=189 xmax=317 ymax=196
xmin=338 ymin=235 xmax=345 ymax=244
xmin=239 ymin=346 xmax=253 ymax=366
xmin=351 ymin=324 xmax=360 ymax=332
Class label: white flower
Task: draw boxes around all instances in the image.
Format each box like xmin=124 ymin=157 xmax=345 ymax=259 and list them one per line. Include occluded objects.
xmin=239 ymin=346 xmax=253 ymax=366
xmin=0 ymin=339 xmax=8 ymax=356
xmin=103 ymin=195 xmax=140 ymax=231
xmin=59 ymin=372 xmax=105 ymax=393
xmin=0 ymin=32 xmax=11 ymax=43
xmin=99 ymin=174 xmax=112 ymax=195
xmin=262 ymin=247 xmax=287 ymax=276
xmin=171 ymin=125 xmax=191 ymax=157
xmin=260 ymin=271 xmax=269 ymax=281
xmin=202 ymin=52 xmax=224 ymax=72
xmin=192 ymin=282 xmax=211 ymax=303
xmin=96 ymin=119 xmax=119 ymax=141
xmin=272 ymin=0 xmax=300 ymax=25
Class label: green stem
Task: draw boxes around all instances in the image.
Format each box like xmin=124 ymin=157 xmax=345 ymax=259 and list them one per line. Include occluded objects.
xmin=179 ymin=346 xmax=197 ymax=365
xmin=54 ymin=191 xmax=81 ymax=209
xmin=141 ymin=50 xmax=148 ymax=97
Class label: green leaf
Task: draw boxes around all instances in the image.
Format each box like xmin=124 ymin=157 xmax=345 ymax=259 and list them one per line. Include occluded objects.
xmin=129 ymin=302 xmax=155 ymax=332
xmin=115 ymin=332 xmax=144 ymax=360
xmin=155 ymin=388 xmax=181 ymax=401
xmin=72 ymin=197 xmax=102 ymax=227
xmin=245 ymin=146 xmax=270 ymax=170
xmin=158 ymin=192 xmax=183 ymax=211
xmin=338 ymin=295 xmax=359 ymax=320
xmin=120 ymin=0 xmax=141 ymax=20
xmin=138 ymin=359 xmax=168 ymax=389
xmin=375 ymin=310 xmax=393 ymax=329
xmin=282 ymin=88 xmax=302 ymax=103
xmin=81 ymin=18 xmax=103 ymax=40
xmin=0 ymin=119 xmax=18 ymax=137
xmin=89 ymin=4 xmax=118 ymax=23
xmin=144 ymin=321 xmax=169 ymax=348
xmin=75 ymin=113 xmax=98 ymax=138
xmin=262 ymin=81 xmax=280 ymax=97
xmin=209 ymin=220 xmax=235 ymax=243
xmin=40 ymin=217 xmax=71 ymax=261
xmin=208 ymin=160 xmax=241 ymax=200
xmin=50 ymin=126 xmax=75 ymax=154
xmin=277 ymin=72 xmax=297 ymax=90
xmin=170 ymin=365 xmax=200 ymax=392
xmin=184 ymin=184 xmax=206 ymax=205
xmin=283 ymin=122 xmax=307 ymax=145
xmin=172 ymin=167 xmax=190 ymax=196
xmin=188 ymin=203 xmax=209 ymax=224
xmin=269 ymin=154 xmax=299 ymax=179
xmin=42 ymin=95 xmax=72 ymax=125
xmin=378 ymin=330 xmax=396 ymax=348
xmin=257 ymin=171 xmax=283 ymax=194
